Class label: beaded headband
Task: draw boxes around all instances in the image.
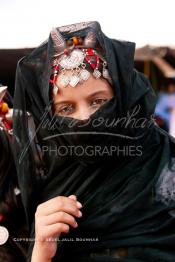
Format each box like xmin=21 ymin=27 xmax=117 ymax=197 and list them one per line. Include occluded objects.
xmin=49 ymin=28 xmax=112 ymax=96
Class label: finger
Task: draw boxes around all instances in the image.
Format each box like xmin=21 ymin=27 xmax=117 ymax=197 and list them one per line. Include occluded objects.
xmin=68 ymin=195 xmax=82 ymax=208
xmin=36 ymin=196 xmax=82 ymax=218
xmin=68 ymin=195 xmax=77 ymax=200
xmin=37 ymin=223 xmax=70 ymax=241
xmin=37 ymin=196 xmax=77 ymax=214
xmin=44 ymin=211 xmax=78 ymax=228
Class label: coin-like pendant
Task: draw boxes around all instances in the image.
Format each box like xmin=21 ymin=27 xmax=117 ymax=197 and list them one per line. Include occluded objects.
xmin=103 ymin=68 xmax=110 ymax=79
xmin=93 ymin=69 xmax=101 ymax=79
xmin=58 ymin=50 xmax=85 ymax=70
xmin=0 ymin=226 xmax=9 ymax=245
xmin=79 ymin=69 xmax=90 ymax=81
xmin=60 ymin=74 xmax=70 ymax=87
xmin=69 ymin=75 xmax=80 ymax=87
xmin=53 ymin=85 xmax=58 ymax=96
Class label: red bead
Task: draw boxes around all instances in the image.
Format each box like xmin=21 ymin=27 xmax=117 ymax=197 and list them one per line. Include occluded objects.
xmin=53 ymin=74 xmax=58 ymax=83
xmin=95 ymin=56 xmax=100 ymax=69
xmin=54 ymin=65 xmax=59 ymax=74
xmin=0 ymin=214 xmax=5 ymax=222
xmin=85 ymin=57 xmax=95 ymax=69
xmin=87 ymin=48 xmax=94 ymax=56
xmin=3 ymin=120 xmax=11 ymax=130
xmin=49 ymin=78 xmax=54 ymax=84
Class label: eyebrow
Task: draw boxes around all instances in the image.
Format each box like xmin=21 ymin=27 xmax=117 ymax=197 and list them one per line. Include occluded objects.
xmin=53 ymin=89 xmax=110 ymax=106
xmin=88 ymin=90 xmax=110 ymax=99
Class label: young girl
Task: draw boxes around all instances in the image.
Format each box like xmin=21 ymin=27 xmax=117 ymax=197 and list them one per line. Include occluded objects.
xmin=13 ymin=21 xmax=175 ymax=262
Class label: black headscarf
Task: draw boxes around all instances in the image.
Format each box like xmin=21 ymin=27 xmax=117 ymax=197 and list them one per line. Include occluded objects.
xmin=13 ymin=21 xmax=175 ymax=262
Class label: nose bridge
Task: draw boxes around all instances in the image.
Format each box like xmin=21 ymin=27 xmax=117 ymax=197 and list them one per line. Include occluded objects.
xmin=77 ymin=101 xmax=91 ymax=120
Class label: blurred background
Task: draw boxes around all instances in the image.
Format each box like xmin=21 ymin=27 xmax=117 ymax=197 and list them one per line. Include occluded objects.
xmin=0 ymin=0 xmax=175 ymax=136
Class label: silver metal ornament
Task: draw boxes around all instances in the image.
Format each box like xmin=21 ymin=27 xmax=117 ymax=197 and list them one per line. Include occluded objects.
xmin=0 ymin=86 xmax=7 ymax=103
xmin=93 ymin=69 xmax=101 ymax=79
xmin=60 ymin=74 xmax=70 ymax=87
xmin=69 ymin=75 xmax=80 ymax=87
xmin=58 ymin=50 xmax=85 ymax=70
xmin=53 ymin=85 xmax=59 ymax=96
xmin=103 ymin=68 xmax=110 ymax=79
xmin=79 ymin=69 xmax=90 ymax=81
xmin=0 ymin=226 xmax=9 ymax=245
xmin=51 ymin=28 xmax=66 ymax=56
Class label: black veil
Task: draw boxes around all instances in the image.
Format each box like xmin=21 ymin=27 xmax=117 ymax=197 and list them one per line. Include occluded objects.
xmin=13 ymin=21 xmax=175 ymax=261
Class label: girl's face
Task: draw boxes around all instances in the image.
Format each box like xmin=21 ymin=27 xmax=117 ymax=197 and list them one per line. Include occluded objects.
xmin=53 ymin=71 xmax=114 ymax=120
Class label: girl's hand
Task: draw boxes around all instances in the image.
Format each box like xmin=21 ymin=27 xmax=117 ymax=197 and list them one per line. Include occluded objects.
xmin=31 ymin=195 xmax=82 ymax=262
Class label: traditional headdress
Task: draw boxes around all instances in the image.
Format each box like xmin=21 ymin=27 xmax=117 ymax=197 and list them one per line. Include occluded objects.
xmin=49 ymin=28 xmax=112 ymax=96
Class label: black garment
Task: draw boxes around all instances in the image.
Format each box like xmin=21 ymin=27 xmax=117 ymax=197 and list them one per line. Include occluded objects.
xmin=0 ymin=200 xmax=28 ymax=262
xmin=0 ymin=130 xmax=28 ymax=262
xmin=13 ymin=21 xmax=175 ymax=262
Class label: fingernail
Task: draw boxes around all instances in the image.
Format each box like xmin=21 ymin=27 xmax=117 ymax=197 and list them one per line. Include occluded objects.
xmin=74 ymin=222 xmax=78 ymax=227
xmin=76 ymin=201 xmax=82 ymax=208
xmin=78 ymin=210 xmax=82 ymax=217
xmin=69 ymin=195 xmax=77 ymax=199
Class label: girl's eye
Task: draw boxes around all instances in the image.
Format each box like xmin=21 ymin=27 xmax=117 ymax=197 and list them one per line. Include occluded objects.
xmin=56 ymin=105 xmax=74 ymax=115
xmin=91 ymin=98 xmax=108 ymax=107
